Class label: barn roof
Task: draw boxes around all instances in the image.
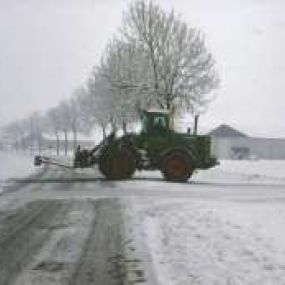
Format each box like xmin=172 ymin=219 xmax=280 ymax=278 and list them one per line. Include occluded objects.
xmin=208 ymin=124 xmax=248 ymax=138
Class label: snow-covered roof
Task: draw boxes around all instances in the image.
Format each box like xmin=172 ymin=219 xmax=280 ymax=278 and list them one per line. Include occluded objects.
xmin=208 ymin=124 xmax=248 ymax=138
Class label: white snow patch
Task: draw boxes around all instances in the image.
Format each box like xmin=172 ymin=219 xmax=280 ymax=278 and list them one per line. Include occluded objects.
xmin=129 ymin=198 xmax=285 ymax=285
xmin=0 ymin=151 xmax=35 ymax=180
xmin=132 ymin=160 xmax=285 ymax=186
xmin=0 ymin=151 xmax=37 ymax=194
xmin=125 ymin=160 xmax=285 ymax=285
xmin=193 ymin=160 xmax=285 ymax=185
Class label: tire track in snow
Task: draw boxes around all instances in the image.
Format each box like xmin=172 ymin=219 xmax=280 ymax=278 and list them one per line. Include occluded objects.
xmin=69 ymin=199 xmax=128 ymax=285
xmin=0 ymin=200 xmax=67 ymax=285
xmin=0 ymin=197 xmax=151 ymax=285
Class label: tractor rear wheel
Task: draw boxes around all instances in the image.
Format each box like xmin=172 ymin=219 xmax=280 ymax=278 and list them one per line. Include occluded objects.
xmin=162 ymin=152 xmax=193 ymax=182
xmin=99 ymin=148 xmax=136 ymax=180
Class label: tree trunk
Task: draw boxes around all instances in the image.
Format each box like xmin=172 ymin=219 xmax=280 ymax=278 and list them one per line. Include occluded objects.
xmin=64 ymin=131 xmax=68 ymax=156
xmin=30 ymin=134 xmax=33 ymax=155
xmin=30 ymin=117 xmax=34 ymax=155
xmin=166 ymin=100 xmax=171 ymax=110
xmin=122 ymin=121 xmax=127 ymax=134
xmin=73 ymin=128 xmax=77 ymax=155
xmin=56 ymin=132 xmax=59 ymax=157
xmin=37 ymin=133 xmax=41 ymax=155
xmin=102 ymin=126 xmax=106 ymax=139
xmin=110 ymin=118 xmax=117 ymax=133
xmin=194 ymin=114 xmax=199 ymax=135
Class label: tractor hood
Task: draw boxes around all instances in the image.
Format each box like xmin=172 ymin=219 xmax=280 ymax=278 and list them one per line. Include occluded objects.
xmin=174 ymin=133 xmax=218 ymax=168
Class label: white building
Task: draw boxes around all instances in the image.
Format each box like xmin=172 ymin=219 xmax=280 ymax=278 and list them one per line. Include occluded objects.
xmin=209 ymin=124 xmax=285 ymax=160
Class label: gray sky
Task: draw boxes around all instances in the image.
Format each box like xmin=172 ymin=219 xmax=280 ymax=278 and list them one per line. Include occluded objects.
xmin=0 ymin=0 xmax=285 ymax=137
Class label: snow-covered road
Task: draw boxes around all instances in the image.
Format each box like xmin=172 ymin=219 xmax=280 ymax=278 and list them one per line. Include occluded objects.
xmin=1 ymin=156 xmax=285 ymax=284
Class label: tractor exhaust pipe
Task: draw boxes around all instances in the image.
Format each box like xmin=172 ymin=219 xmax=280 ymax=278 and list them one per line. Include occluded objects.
xmin=194 ymin=115 xmax=199 ymax=135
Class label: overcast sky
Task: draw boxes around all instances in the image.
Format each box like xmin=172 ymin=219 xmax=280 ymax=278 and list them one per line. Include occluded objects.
xmin=0 ymin=0 xmax=285 ymax=137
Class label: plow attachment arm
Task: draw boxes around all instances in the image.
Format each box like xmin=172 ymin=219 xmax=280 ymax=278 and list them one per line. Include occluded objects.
xmin=34 ymin=155 xmax=73 ymax=169
xmin=34 ymin=131 xmax=116 ymax=170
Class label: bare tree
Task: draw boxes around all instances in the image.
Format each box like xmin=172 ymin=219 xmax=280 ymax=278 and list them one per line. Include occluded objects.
xmin=75 ymin=86 xmax=101 ymax=136
xmin=98 ymin=40 xmax=149 ymax=132
xmin=87 ymin=72 xmax=119 ymax=135
xmin=69 ymin=87 xmax=93 ymax=153
xmin=79 ymin=0 xmax=218 ymax=136
xmin=28 ymin=112 xmax=43 ymax=155
xmin=119 ymin=0 xmax=219 ymax=113
xmin=43 ymin=91 xmax=92 ymax=156
xmin=57 ymin=101 xmax=73 ymax=156
xmin=1 ymin=120 xmax=26 ymax=152
xmin=45 ymin=107 xmax=63 ymax=156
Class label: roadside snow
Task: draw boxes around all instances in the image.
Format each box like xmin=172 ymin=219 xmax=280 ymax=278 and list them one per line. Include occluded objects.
xmin=0 ymin=151 xmax=36 ymax=194
xmin=193 ymin=160 xmax=285 ymax=185
xmin=128 ymin=198 xmax=285 ymax=285
xmin=126 ymin=160 xmax=285 ymax=285
xmin=0 ymin=151 xmax=35 ymax=181
xmin=220 ymin=160 xmax=285 ymax=179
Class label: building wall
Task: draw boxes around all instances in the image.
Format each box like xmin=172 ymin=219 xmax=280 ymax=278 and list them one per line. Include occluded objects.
xmin=211 ymin=137 xmax=250 ymax=159
xmin=250 ymin=138 xmax=285 ymax=159
xmin=211 ymin=137 xmax=285 ymax=160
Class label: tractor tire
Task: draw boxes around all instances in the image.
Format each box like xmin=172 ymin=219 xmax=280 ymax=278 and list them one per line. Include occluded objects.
xmin=161 ymin=152 xmax=193 ymax=182
xmin=99 ymin=148 xmax=136 ymax=180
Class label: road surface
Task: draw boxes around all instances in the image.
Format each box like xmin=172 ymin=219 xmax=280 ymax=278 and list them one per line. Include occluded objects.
xmin=1 ymin=165 xmax=285 ymax=284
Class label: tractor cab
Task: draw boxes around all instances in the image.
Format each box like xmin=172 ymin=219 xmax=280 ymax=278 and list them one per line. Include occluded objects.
xmin=140 ymin=110 xmax=171 ymax=135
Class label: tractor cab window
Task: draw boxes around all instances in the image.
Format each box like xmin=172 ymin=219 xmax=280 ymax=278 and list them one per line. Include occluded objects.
xmin=141 ymin=114 xmax=150 ymax=133
xmin=153 ymin=116 xmax=167 ymax=130
xmin=140 ymin=112 xmax=169 ymax=135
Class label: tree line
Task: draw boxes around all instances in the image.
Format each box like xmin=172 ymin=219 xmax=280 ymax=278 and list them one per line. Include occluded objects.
xmin=1 ymin=0 xmax=219 ymax=155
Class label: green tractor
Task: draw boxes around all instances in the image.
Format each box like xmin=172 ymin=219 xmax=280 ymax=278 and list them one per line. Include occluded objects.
xmin=73 ymin=110 xmax=218 ymax=182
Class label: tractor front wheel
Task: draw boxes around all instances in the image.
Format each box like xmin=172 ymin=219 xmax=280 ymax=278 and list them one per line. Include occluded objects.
xmin=162 ymin=152 xmax=193 ymax=182
xmin=99 ymin=148 xmax=136 ymax=180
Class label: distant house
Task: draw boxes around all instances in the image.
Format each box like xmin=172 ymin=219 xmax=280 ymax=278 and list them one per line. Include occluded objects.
xmin=208 ymin=124 xmax=285 ymax=160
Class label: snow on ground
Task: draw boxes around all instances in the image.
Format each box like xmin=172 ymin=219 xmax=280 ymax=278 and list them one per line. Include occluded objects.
xmin=0 ymin=151 xmax=76 ymax=194
xmin=0 ymin=151 xmax=37 ymax=194
xmin=192 ymin=160 xmax=285 ymax=185
xmin=133 ymin=160 xmax=285 ymax=186
xmin=2 ymin=154 xmax=285 ymax=284
xmin=220 ymin=160 xmax=285 ymax=179
xmin=126 ymin=160 xmax=285 ymax=285
xmin=0 ymin=151 xmax=36 ymax=181
xmin=128 ymin=199 xmax=285 ymax=285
